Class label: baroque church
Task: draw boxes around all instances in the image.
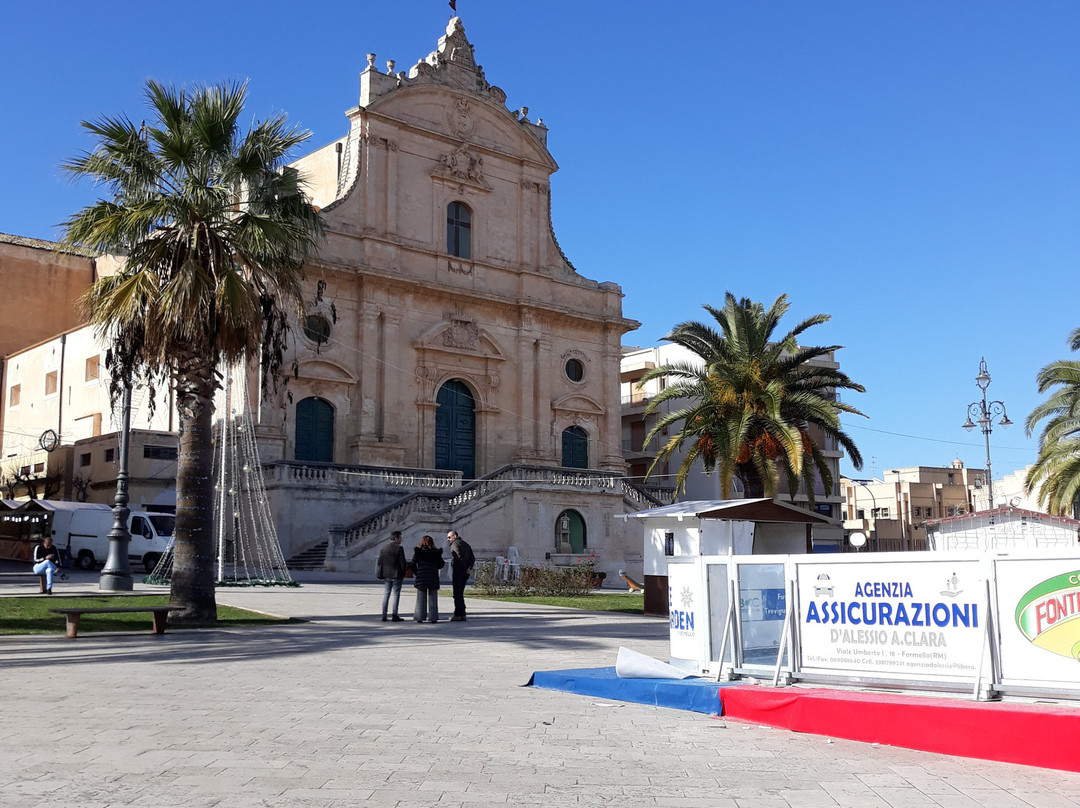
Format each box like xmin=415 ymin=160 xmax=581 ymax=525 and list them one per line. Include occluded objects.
xmin=243 ymin=16 xmax=657 ymax=574
xmin=0 ymin=15 xmax=665 ymax=578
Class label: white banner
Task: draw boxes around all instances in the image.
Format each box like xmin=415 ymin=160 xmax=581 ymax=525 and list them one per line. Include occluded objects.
xmin=797 ymin=559 xmax=986 ymax=681
xmin=668 ymin=562 xmax=703 ymax=666
xmin=996 ymin=558 xmax=1080 ymax=688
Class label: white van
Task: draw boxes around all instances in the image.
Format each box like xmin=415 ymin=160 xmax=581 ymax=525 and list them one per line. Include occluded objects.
xmin=47 ymin=503 xmax=174 ymax=573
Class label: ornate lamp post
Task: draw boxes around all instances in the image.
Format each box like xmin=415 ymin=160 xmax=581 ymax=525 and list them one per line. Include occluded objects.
xmin=99 ymin=383 xmax=133 ymax=591
xmin=962 ymin=357 xmax=1012 ymax=512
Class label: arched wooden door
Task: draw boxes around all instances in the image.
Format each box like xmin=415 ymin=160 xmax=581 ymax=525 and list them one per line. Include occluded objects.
xmin=561 ymin=426 xmax=588 ymax=469
xmin=435 ymin=380 xmax=476 ymax=480
xmin=295 ymin=396 xmax=334 ymax=462
xmin=555 ymin=509 xmax=587 ymax=554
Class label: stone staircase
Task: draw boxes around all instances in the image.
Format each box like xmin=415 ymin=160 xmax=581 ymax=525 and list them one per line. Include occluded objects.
xmin=327 ymin=464 xmax=669 ymax=565
xmin=286 ymin=540 xmax=329 ymax=570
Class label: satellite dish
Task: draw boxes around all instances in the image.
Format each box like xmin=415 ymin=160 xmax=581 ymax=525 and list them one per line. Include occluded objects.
xmin=848 ymin=531 xmax=867 ymax=549
xmin=38 ymin=429 xmax=59 ymax=452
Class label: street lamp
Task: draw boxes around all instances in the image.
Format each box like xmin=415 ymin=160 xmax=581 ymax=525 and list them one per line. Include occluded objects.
xmin=854 ymin=479 xmax=878 ymax=551
xmin=961 ymin=357 xmax=1012 ymax=512
xmin=100 ymin=382 xmax=133 ymax=591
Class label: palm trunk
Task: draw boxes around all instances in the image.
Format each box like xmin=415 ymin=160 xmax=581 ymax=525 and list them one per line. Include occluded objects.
xmin=738 ymin=464 xmax=767 ymax=499
xmin=170 ymin=356 xmax=218 ymax=622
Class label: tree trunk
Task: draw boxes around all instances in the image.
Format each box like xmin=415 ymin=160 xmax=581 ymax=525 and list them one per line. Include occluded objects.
xmin=170 ymin=358 xmax=218 ymax=623
xmin=738 ymin=464 xmax=767 ymax=499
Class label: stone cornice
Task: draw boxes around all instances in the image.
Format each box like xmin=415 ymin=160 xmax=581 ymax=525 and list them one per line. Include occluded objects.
xmin=303 ymin=255 xmax=638 ymax=333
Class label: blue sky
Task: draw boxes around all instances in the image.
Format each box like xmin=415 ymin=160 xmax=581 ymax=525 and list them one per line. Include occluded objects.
xmin=3 ymin=1 xmax=1078 ymax=480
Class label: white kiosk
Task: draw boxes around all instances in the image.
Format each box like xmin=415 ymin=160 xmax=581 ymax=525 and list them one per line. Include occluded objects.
xmin=622 ymin=499 xmax=837 ymax=675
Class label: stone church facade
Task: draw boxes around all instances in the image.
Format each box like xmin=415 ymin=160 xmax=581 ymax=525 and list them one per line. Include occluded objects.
xmin=0 ymin=17 xmax=662 ymax=577
xmin=252 ymin=17 xmax=659 ymax=574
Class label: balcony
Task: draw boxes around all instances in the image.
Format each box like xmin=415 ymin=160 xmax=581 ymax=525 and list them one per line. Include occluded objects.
xmin=622 ymin=439 xmax=657 ymax=461
xmin=621 ymin=393 xmax=651 ymax=414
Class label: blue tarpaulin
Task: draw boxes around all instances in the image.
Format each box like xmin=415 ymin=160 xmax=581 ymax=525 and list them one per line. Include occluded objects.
xmin=526 ymin=666 xmax=734 ymax=715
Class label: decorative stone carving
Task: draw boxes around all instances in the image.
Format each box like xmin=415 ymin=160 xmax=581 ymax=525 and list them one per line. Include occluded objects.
xmin=447 ymin=98 xmax=475 ymax=139
xmin=443 ymin=319 xmax=479 ymax=350
xmin=447 ymin=259 xmax=472 ymax=276
xmin=412 ymin=60 xmax=435 ymax=79
xmin=561 ymin=348 xmax=589 ymax=364
xmin=364 ymin=136 xmax=398 ymax=152
xmin=520 ymin=179 xmax=549 ymax=195
xmin=434 ymin=144 xmax=490 ymax=190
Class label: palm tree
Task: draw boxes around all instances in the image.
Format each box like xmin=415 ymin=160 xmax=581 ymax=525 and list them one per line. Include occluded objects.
xmin=1025 ymin=327 xmax=1080 ymax=516
xmin=640 ymin=293 xmax=865 ymax=502
xmin=62 ymin=80 xmax=324 ymax=621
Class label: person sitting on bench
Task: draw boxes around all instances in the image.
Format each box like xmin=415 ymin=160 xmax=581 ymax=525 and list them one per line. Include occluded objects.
xmin=33 ymin=535 xmax=67 ymax=594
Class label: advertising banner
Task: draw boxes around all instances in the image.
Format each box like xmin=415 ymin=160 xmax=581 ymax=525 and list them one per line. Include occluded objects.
xmin=797 ymin=559 xmax=986 ymax=681
xmin=668 ymin=561 xmax=703 ymax=667
xmin=737 ymin=562 xmax=787 ymax=666
xmin=996 ymin=557 xmax=1080 ymax=690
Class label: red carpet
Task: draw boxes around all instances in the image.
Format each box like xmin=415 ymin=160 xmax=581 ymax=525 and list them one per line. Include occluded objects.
xmin=720 ymin=686 xmax=1080 ymax=772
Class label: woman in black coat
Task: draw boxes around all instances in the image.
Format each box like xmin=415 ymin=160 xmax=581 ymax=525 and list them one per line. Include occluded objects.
xmin=411 ymin=535 xmax=445 ymax=623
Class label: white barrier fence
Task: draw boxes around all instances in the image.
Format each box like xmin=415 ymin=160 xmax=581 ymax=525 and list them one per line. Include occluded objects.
xmin=668 ymin=551 xmax=1080 ymax=701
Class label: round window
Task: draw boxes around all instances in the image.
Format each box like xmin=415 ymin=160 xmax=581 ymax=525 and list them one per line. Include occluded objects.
xmin=303 ymin=313 xmax=332 ymax=345
xmin=565 ymin=358 xmax=584 ymax=382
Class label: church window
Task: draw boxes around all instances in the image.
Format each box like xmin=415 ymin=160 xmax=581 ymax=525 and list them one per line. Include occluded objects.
xmin=565 ymin=358 xmax=584 ymax=382
xmin=447 ymin=201 xmax=471 ymax=259
xmin=303 ymin=313 xmax=332 ymax=345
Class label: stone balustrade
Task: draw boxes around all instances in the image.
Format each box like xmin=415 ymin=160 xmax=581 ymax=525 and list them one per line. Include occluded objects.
xmin=329 ymin=464 xmax=666 ymax=560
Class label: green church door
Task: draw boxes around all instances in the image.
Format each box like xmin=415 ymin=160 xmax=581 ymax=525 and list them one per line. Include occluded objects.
xmin=556 ymin=509 xmax=587 ymax=554
xmin=295 ymin=397 xmax=334 ymax=462
xmin=435 ymin=380 xmax=476 ymax=480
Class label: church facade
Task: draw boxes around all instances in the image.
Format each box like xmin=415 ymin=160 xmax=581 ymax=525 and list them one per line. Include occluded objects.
xmin=250 ymin=17 xmax=656 ymax=574
xmin=0 ymin=17 xmax=667 ymax=577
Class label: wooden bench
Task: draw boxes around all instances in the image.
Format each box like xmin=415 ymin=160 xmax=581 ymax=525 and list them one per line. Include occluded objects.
xmin=50 ymin=606 xmax=181 ymax=638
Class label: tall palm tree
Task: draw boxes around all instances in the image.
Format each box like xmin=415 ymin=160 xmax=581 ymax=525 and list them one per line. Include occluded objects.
xmin=640 ymin=293 xmax=865 ymax=502
xmin=1025 ymin=327 xmax=1080 ymax=516
xmin=62 ymin=80 xmax=324 ymax=621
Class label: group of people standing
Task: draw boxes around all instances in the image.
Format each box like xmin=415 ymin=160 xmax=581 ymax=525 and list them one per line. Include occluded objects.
xmin=376 ymin=529 xmax=475 ymax=623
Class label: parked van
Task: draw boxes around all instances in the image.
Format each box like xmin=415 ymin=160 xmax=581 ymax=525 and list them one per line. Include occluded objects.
xmin=46 ymin=502 xmax=174 ymax=573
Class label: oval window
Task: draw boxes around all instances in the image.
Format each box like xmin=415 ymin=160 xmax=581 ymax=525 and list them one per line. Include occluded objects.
xmin=304 ymin=313 xmax=332 ymax=345
xmin=565 ymin=358 xmax=584 ymax=382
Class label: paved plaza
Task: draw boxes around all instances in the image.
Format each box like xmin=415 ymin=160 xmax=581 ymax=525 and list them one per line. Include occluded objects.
xmin=2 ymin=571 xmax=1080 ymax=807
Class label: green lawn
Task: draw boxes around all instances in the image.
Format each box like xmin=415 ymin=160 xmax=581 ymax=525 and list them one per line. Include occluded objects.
xmin=466 ymin=591 xmax=646 ymax=614
xmin=0 ymin=595 xmax=293 ymax=635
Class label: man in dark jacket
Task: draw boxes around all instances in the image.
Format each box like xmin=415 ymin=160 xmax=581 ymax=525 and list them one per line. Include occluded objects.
xmin=446 ymin=529 xmax=474 ymax=621
xmin=32 ymin=535 xmax=67 ymax=594
xmin=377 ymin=530 xmax=407 ymax=621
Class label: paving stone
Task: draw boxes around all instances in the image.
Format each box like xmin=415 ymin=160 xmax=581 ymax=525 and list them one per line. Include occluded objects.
xmin=3 ymin=575 xmax=1080 ymax=808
